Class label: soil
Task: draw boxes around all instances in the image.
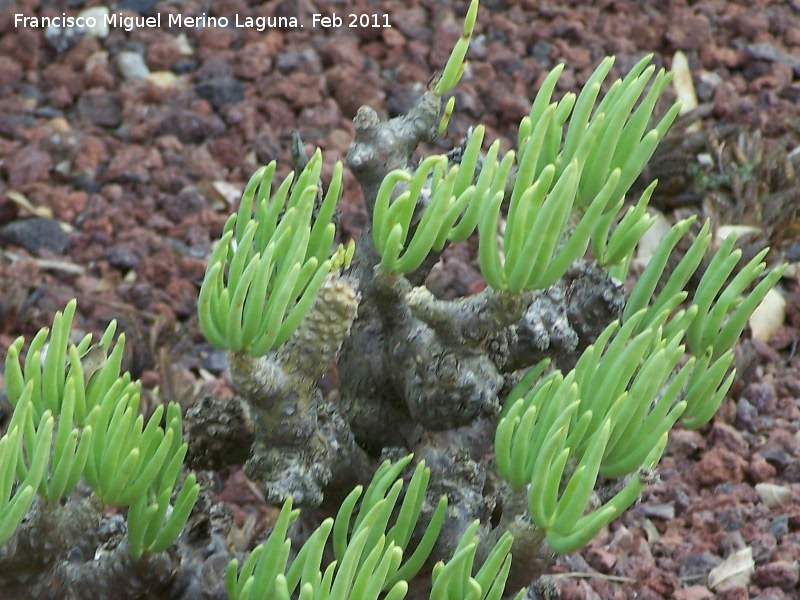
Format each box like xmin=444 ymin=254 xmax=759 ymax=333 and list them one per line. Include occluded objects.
xmin=1 ymin=0 xmax=800 ymax=598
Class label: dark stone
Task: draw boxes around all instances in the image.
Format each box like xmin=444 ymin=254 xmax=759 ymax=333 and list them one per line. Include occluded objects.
xmin=735 ymin=397 xmax=759 ymax=432
xmin=77 ymin=90 xmax=123 ymax=128
xmin=200 ymin=347 xmax=228 ymax=374
xmin=71 ymin=170 xmax=100 ymax=193
xmin=718 ymin=505 xmax=745 ymax=531
xmin=159 ymin=110 xmax=226 ymax=144
xmin=753 ymin=560 xmax=800 ymax=589
xmin=117 ymin=0 xmax=158 ymax=14
xmin=172 ymin=59 xmax=199 ymax=74
xmin=0 ymin=218 xmax=70 ymax=254
xmin=32 ymin=106 xmax=65 ymax=119
xmin=746 ymin=43 xmax=800 ymax=73
xmin=16 ymin=82 xmax=44 ymax=101
xmin=195 ymin=76 xmax=245 ymax=110
xmin=273 ymin=0 xmax=298 ymax=21
xmin=669 ymin=483 xmax=693 ymax=513
xmin=386 ymin=89 xmax=420 ymax=118
xmin=743 ymin=381 xmax=777 ymax=413
xmin=785 ymin=241 xmax=800 ymax=262
xmin=761 ymin=444 xmax=792 ymax=469
xmin=253 ymin=133 xmax=283 ymax=165
xmin=529 ymin=40 xmax=553 ymax=67
xmin=103 ymin=245 xmax=141 ymax=270
xmin=44 ymin=24 xmax=84 ymax=53
xmin=275 ymin=50 xmax=305 ymax=73
xmin=679 ymin=552 xmax=723 ymax=581
xmin=782 ymin=460 xmax=800 ymax=482
xmin=275 ymin=48 xmax=321 ymax=74
xmin=742 ymin=60 xmax=771 ymax=83
xmin=768 ymin=515 xmax=789 ymax=541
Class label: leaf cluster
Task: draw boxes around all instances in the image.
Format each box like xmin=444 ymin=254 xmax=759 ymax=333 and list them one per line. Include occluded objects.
xmin=495 ymin=217 xmax=785 ymax=552
xmin=198 ymin=151 xmax=344 ymax=355
xmin=0 ymin=300 xmax=198 ymax=558
xmin=372 ymin=143 xmax=488 ymax=274
xmin=226 ymin=455 xmax=522 ymax=600
xmin=373 ymin=54 xmax=680 ymax=289
xmin=623 ymin=217 xmax=785 ymax=428
xmin=495 ymin=314 xmax=680 ymax=552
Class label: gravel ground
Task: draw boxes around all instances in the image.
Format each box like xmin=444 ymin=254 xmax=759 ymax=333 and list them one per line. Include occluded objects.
xmin=1 ymin=0 xmax=800 ymax=598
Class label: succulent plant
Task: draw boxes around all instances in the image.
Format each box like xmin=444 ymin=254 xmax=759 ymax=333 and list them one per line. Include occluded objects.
xmin=0 ymin=0 xmax=786 ymax=597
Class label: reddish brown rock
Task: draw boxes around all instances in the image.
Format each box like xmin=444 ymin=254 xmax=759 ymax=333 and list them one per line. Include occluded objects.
xmin=326 ymin=66 xmax=385 ymax=118
xmin=694 ymin=447 xmax=748 ymax=487
xmin=145 ymin=41 xmax=182 ymax=72
xmin=585 ymin=546 xmax=617 ymax=572
xmin=166 ymin=278 xmax=199 ymax=318
xmin=84 ymin=65 xmax=116 ymax=90
xmin=0 ymin=56 xmax=23 ymax=88
xmin=785 ymin=27 xmax=800 ymax=47
xmin=727 ymin=9 xmax=771 ymax=41
xmin=715 ymin=586 xmax=749 ymax=600
xmin=666 ymin=10 xmax=713 ymax=50
xmin=6 ymin=146 xmax=52 ymax=188
xmin=233 ymin=41 xmax=274 ymax=80
xmin=674 ymin=585 xmax=715 ymax=600
xmin=100 ymin=145 xmax=162 ymax=183
xmin=701 ymin=45 xmax=744 ymax=69
xmin=72 ymin=136 xmax=108 ymax=173
xmin=748 ymin=453 xmax=778 ymax=483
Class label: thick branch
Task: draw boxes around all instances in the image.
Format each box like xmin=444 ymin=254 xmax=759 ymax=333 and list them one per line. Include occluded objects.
xmin=61 ymin=540 xmax=177 ymax=599
xmin=387 ymin=317 xmax=503 ymax=430
xmin=228 ymin=273 xmax=371 ymax=506
xmin=405 ymin=283 xmax=533 ymax=346
xmin=505 ymin=260 xmax=625 ymax=373
xmin=346 ymin=91 xmax=441 ymax=213
xmin=185 ymin=394 xmax=255 ymax=471
xmin=0 ymin=494 xmax=102 ymax=587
